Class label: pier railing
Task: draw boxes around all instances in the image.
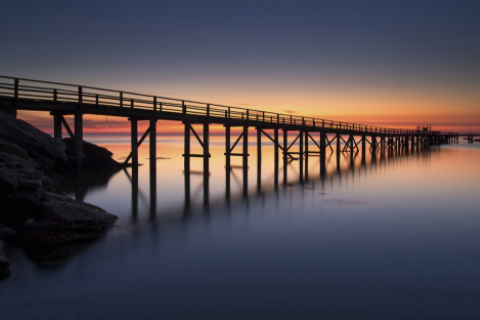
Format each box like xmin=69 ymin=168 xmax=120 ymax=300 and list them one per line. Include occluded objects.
xmin=0 ymin=75 xmax=455 ymax=136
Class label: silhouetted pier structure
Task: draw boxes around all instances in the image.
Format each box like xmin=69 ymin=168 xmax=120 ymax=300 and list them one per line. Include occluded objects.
xmin=459 ymin=133 xmax=480 ymax=144
xmin=0 ymin=76 xmax=458 ymax=196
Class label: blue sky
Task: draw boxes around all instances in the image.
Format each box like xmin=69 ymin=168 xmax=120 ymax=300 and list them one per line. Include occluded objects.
xmin=1 ymin=0 xmax=480 ymax=130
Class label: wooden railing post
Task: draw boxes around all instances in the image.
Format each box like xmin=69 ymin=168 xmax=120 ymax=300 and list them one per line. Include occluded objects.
xmin=78 ymin=86 xmax=83 ymax=104
xmin=153 ymin=97 xmax=157 ymax=111
xmin=182 ymin=100 xmax=186 ymax=115
xmin=53 ymin=89 xmax=57 ymax=102
xmin=14 ymin=79 xmax=19 ymax=100
xmin=207 ymin=104 xmax=210 ymax=118
xmin=120 ymin=92 xmax=123 ymax=107
xmin=131 ymin=99 xmax=134 ymax=108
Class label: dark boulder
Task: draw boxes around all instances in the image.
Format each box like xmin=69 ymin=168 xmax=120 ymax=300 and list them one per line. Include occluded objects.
xmin=62 ymin=138 xmax=124 ymax=170
xmin=21 ymin=192 xmax=117 ymax=248
xmin=0 ymin=110 xmax=118 ymax=269
xmin=0 ymin=240 xmax=10 ymax=279
xmin=0 ymin=224 xmax=17 ymax=242
xmin=0 ymin=111 xmax=66 ymax=177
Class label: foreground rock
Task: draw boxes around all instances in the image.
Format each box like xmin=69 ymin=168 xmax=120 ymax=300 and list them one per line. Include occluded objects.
xmin=0 ymin=111 xmax=66 ymax=179
xmin=0 ymin=110 xmax=119 ymax=272
xmin=0 ymin=240 xmax=10 ymax=279
xmin=21 ymin=192 xmax=117 ymax=247
xmin=62 ymin=138 xmax=124 ymax=170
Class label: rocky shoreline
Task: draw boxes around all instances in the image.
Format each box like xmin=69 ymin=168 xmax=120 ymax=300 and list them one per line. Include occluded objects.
xmin=0 ymin=110 xmax=122 ymax=279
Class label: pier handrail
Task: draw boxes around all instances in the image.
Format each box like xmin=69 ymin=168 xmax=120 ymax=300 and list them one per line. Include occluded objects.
xmin=0 ymin=75 xmax=457 ymax=136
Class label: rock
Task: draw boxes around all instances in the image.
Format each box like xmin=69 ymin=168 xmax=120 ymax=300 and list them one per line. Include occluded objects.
xmin=0 ymin=151 xmax=40 ymax=191
xmin=21 ymin=192 xmax=117 ymax=248
xmin=0 ymin=225 xmax=17 ymax=242
xmin=0 ymin=240 xmax=11 ymax=279
xmin=0 ymin=110 xmax=66 ymax=176
xmin=0 ymin=110 xmax=118 ymax=265
xmin=62 ymin=138 xmax=124 ymax=170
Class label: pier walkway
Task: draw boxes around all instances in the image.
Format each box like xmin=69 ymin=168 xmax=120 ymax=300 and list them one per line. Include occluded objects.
xmin=0 ymin=75 xmax=458 ymax=198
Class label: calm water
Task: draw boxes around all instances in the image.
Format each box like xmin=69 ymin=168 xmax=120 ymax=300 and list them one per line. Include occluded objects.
xmin=1 ymin=137 xmax=480 ymax=320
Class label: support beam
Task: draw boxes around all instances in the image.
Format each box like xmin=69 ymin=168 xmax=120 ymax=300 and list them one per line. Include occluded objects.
xmin=304 ymin=130 xmax=309 ymax=181
xmin=184 ymin=122 xmax=191 ymax=208
xmin=243 ymin=125 xmax=248 ymax=196
xmin=336 ymin=133 xmax=341 ymax=171
xmin=60 ymin=116 xmax=75 ymax=140
xmin=130 ymin=119 xmax=138 ymax=167
xmin=283 ymin=129 xmax=288 ymax=184
xmin=203 ymin=122 xmax=209 ymax=206
xmin=320 ymin=131 xmax=326 ymax=178
xmin=299 ymin=129 xmax=304 ymax=183
xmin=361 ymin=135 xmax=366 ymax=164
xmin=149 ymin=117 xmax=157 ymax=219
xmin=74 ymin=109 xmax=84 ymax=172
xmin=184 ymin=122 xmax=190 ymax=174
xmin=371 ymin=136 xmax=377 ymax=162
xmin=53 ymin=114 xmax=62 ymax=139
xmin=225 ymin=125 xmax=231 ymax=199
xmin=150 ymin=118 xmax=157 ymax=177
xmin=257 ymin=127 xmax=261 ymax=192
xmin=274 ymin=128 xmax=279 ymax=187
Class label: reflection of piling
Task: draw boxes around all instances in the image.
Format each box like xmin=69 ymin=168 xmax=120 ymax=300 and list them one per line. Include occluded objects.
xmin=131 ymin=166 xmax=138 ymax=222
xmin=320 ymin=131 xmax=326 ymax=178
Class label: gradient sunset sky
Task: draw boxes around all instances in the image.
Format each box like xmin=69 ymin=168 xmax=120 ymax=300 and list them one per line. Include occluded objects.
xmin=1 ymin=0 xmax=479 ymax=133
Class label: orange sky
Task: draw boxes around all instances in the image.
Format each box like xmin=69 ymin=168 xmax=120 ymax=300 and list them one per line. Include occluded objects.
xmin=17 ymin=84 xmax=480 ymax=136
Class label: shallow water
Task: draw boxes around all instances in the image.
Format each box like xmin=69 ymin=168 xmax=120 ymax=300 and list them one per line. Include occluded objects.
xmin=1 ymin=139 xmax=480 ymax=320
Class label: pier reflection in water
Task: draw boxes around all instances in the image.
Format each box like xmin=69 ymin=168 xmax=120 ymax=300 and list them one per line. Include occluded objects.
xmin=117 ymin=138 xmax=432 ymax=224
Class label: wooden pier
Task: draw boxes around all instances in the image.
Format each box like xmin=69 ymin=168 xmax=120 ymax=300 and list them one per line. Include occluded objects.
xmin=0 ymin=76 xmax=458 ymax=193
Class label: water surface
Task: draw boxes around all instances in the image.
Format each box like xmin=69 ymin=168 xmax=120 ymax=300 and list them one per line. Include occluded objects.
xmin=1 ymin=139 xmax=480 ymax=320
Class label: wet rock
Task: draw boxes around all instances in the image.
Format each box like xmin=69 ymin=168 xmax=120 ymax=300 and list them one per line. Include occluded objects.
xmin=0 ymin=225 xmax=17 ymax=242
xmin=21 ymin=192 xmax=117 ymax=248
xmin=0 ymin=240 xmax=11 ymax=279
xmin=0 ymin=110 xmax=118 ymax=266
xmin=0 ymin=151 xmax=40 ymax=191
xmin=62 ymin=138 xmax=124 ymax=170
xmin=0 ymin=111 xmax=66 ymax=176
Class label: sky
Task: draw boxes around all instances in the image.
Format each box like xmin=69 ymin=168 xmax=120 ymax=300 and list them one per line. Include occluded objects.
xmin=1 ymin=0 xmax=480 ymax=133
